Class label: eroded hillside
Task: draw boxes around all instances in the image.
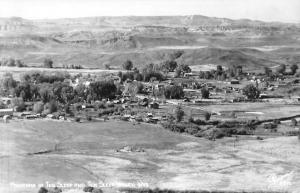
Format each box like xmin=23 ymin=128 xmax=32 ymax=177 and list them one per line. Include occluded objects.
xmin=0 ymin=15 xmax=299 ymax=70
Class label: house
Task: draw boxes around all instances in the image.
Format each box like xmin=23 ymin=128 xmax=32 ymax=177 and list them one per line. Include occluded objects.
xmin=0 ymin=108 xmax=14 ymax=117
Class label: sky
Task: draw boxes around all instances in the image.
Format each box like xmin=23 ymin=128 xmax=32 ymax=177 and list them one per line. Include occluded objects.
xmin=0 ymin=0 xmax=299 ymax=23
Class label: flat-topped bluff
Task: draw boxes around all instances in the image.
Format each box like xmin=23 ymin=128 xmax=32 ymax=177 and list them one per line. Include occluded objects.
xmin=0 ymin=15 xmax=298 ymax=33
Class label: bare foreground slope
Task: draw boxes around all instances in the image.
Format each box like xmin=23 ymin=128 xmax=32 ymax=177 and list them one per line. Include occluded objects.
xmin=0 ymin=120 xmax=299 ymax=193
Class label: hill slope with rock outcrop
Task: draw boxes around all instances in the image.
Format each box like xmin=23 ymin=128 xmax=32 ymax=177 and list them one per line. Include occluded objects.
xmin=0 ymin=15 xmax=299 ymax=69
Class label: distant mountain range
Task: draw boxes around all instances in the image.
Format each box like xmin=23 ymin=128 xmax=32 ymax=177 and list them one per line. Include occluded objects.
xmin=0 ymin=15 xmax=299 ymax=70
xmin=0 ymin=15 xmax=299 ymax=34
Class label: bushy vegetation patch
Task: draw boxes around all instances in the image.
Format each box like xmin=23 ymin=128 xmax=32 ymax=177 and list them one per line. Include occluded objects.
xmin=161 ymin=119 xmax=254 ymax=140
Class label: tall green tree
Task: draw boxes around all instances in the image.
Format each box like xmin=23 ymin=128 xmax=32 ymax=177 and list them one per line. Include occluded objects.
xmin=290 ymin=64 xmax=298 ymax=75
xmin=243 ymin=84 xmax=260 ymax=99
xmin=122 ymin=60 xmax=133 ymax=70
xmin=175 ymin=105 xmax=185 ymax=122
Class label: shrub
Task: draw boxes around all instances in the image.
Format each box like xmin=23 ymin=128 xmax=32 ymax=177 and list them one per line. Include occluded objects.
xmin=161 ymin=122 xmax=186 ymax=133
xmin=98 ymin=107 xmax=118 ymax=117
xmin=74 ymin=103 xmax=82 ymax=111
xmin=43 ymin=101 xmax=58 ymax=114
xmin=276 ymin=64 xmax=286 ymax=74
xmin=48 ymin=187 xmax=62 ymax=193
xmin=162 ymin=60 xmax=177 ymax=72
xmin=38 ymin=187 xmax=48 ymax=193
xmin=185 ymin=126 xmax=199 ymax=135
xmin=191 ymin=118 xmax=206 ymax=125
xmin=83 ymin=186 xmax=94 ymax=192
xmin=122 ymin=60 xmax=133 ymax=70
xmin=204 ymin=112 xmax=211 ymax=121
xmin=175 ymin=105 xmax=184 ymax=122
xmin=217 ymin=121 xmax=240 ymax=128
xmin=204 ymin=128 xmax=226 ymax=140
xmin=43 ymin=58 xmax=53 ymax=68
xmin=243 ymin=84 xmax=260 ymax=99
xmin=33 ymin=102 xmax=44 ymax=114
xmin=89 ymin=80 xmax=117 ymax=99
xmin=95 ymin=102 xmax=106 ymax=110
xmin=229 ymin=112 xmax=236 ymax=118
xmin=290 ymin=64 xmax=299 ymax=75
xmin=91 ymin=188 xmax=103 ymax=193
xmin=142 ymin=71 xmax=164 ymax=82
xmin=201 ymin=88 xmax=210 ymax=99
xmin=64 ymin=104 xmax=71 ymax=114
xmin=106 ymin=102 xmax=114 ymax=108
xmin=11 ymin=98 xmax=26 ymax=112
xmin=188 ymin=116 xmax=194 ymax=123
xmin=86 ymin=115 xmax=92 ymax=121
xmin=104 ymin=64 xmax=111 ymax=70
xmin=103 ymin=115 xmax=109 ymax=121
xmin=164 ymin=85 xmax=184 ymax=99
xmin=264 ymin=123 xmax=278 ymax=129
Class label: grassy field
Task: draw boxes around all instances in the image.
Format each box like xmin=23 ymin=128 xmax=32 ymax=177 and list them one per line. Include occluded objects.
xmin=0 ymin=119 xmax=299 ymax=193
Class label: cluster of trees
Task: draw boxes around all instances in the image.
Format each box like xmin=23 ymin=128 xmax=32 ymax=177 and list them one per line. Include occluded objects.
xmin=264 ymin=64 xmax=299 ymax=79
xmin=118 ymin=63 xmax=165 ymax=82
xmin=201 ymin=88 xmax=210 ymax=99
xmin=122 ymin=60 xmax=133 ymax=70
xmin=43 ymin=58 xmax=54 ymax=68
xmin=62 ymin=64 xmax=84 ymax=69
xmin=174 ymin=64 xmax=192 ymax=77
xmin=175 ymin=105 xmax=185 ymax=122
xmin=199 ymin=65 xmax=243 ymax=80
xmin=122 ymin=51 xmax=184 ymax=72
xmin=0 ymin=58 xmax=26 ymax=67
xmin=164 ymin=85 xmax=184 ymax=99
xmin=121 ymin=52 xmax=190 ymax=79
xmin=21 ymin=71 xmax=69 ymax=84
xmin=1 ymin=72 xmax=118 ymax=106
xmin=243 ymin=84 xmax=260 ymax=99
